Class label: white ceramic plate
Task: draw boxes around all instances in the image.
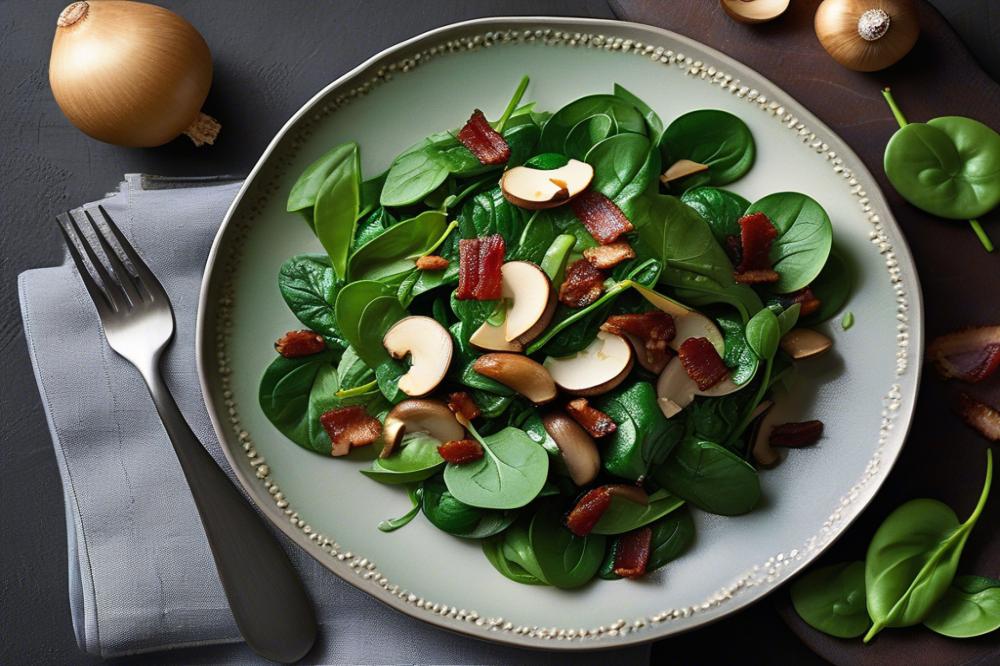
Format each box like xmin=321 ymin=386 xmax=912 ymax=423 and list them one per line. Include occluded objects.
xmin=197 ymin=17 xmax=922 ymax=649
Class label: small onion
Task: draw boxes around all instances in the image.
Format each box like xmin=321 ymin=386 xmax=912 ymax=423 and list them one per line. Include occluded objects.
xmin=49 ymin=1 xmax=220 ymax=147
xmin=814 ymin=0 xmax=919 ymax=72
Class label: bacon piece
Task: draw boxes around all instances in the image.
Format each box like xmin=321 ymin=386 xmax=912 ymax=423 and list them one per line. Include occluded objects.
xmin=733 ymin=212 xmax=779 ymax=284
xmin=566 ymin=398 xmax=617 ymax=438
xmin=565 ymin=486 xmax=613 ymax=537
xmin=416 ymin=254 xmax=449 ymax=271
xmin=956 ymin=393 xmax=1000 ymax=442
xmin=602 ymin=312 xmax=676 ymax=373
xmin=929 ymin=326 xmax=1000 ymax=383
xmin=274 ymin=330 xmax=326 ymax=358
xmin=678 ymin=337 xmax=729 ymax=391
xmin=320 ymin=406 xmax=382 ymax=457
xmin=777 ymin=287 xmax=822 ymax=318
xmin=447 ymin=391 xmax=481 ymax=426
xmin=769 ymin=420 xmax=824 ymax=447
xmin=457 ymin=109 xmax=510 ymax=165
xmin=559 ymin=259 xmax=605 ymax=308
xmin=570 ymin=190 xmax=634 ymax=245
xmin=437 ymin=439 xmax=484 ymax=464
xmin=583 ymin=242 xmax=636 ymax=270
xmin=613 ymin=527 xmax=653 ymax=578
xmin=456 ymin=234 xmax=505 ymax=300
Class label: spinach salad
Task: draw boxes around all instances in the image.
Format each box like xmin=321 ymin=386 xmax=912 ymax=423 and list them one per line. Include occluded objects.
xmin=260 ymin=77 xmax=850 ymax=588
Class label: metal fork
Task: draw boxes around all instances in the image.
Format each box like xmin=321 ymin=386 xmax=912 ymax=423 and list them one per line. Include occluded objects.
xmin=58 ymin=206 xmax=316 ymax=663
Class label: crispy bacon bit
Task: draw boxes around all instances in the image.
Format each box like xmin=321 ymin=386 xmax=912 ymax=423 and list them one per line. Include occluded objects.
xmin=678 ymin=337 xmax=729 ymax=391
xmin=929 ymin=326 xmax=1000 ymax=383
xmin=559 ymin=259 xmax=605 ymax=308
xmin=437 ymin=439 xmax=484 ymax=464
xmin=457 ymin=234 xmax=505 ymax=300
xmin=777 ymin=287 xmax=822 ymax=318
xmin=613 ymin=527 xmax=653 ymax=578
xmin=274 ymin=330 xmax=326 ymax=358
xmin=565 ymin=486 xmax=613 ymax=537
xmin=733 ymin=212 xmax=779 ymax=284
xmin=447 ymin=391 xmax=481 ymax=426
xmin=602 ymin=312 xmax=676 ymax=373
xmin=769 ymin=420 xmax=824 ymax=448
xmin=320 ymin=406 xmax=382 ymax=457
xmin=566 ymin=398 xmax=617 ymax=438
xmin=569 ymin=190 xmax=634 ymax=245
xmin=956 ymin=393 xmax=1000 ymax=442
xmin=457 ymin=109 xmax=510 ymax=165
xmin=416 ymin=254 xmax=449 ymax=271
xmin=583 ymin=242 xmax=636 ymax=270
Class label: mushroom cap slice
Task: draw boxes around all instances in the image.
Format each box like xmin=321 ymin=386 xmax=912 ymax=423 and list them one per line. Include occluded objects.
xmin=748 ymin=400 xmax=780 ymax=468
xmin=632 ymin=283 xmax=725 ymax=355
xmin=656 ymin=355 xmax=741 ymax=419
xmin=382 ymin=399 xmax=465 ymax=458
xmin=500 ymin=159 xmax=594 ymax=210
xmin=541 ymin=412 xmax=601 ymax=486
xmin=501 ymin=261 xmax=553 ymax=342
xmin=469 ymin=319 xmax=523 ymax=352
xmin=721 ymin=0 xmax=790 ymax=24
xmin=473 ymin=353 xmax=557 ymax=404
xmin=544 ymin=331 xmax=634 ymax=396
xmin=780 ymin=328 xmax=833 ymax=360
xmin=382 ymin=316 xmax=453 ymax=397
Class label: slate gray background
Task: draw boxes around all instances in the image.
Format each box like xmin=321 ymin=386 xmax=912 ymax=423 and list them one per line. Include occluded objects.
xmin=1 ymin=1 xmax=994 ymax=665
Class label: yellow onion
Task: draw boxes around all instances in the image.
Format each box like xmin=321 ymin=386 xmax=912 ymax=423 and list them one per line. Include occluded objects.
xmin=49 ymin=1 xmax=219 ymax=147
xmin=815 ymin=0 xmax=919 ymax=72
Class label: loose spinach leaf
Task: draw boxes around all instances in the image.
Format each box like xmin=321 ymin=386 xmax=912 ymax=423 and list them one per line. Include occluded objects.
xmin=377 ymin=485 xmax=422 ymax=532
xmin=592 ymin=489 xmax=685 ymax=535
xmin=352 ymin=206 xmax=398 ymax=250
xmin=745 ymin=192 xmax=833 ymax=294
xmin=863 ymin=451 xmax=993 ymax=641
xmin=687 ymin=387 xmax=759 ymax=448
xmin=653 ymin=437 xmax=761 ymax=516
xmin=361 ymin=434 xmax=445 ymax=485
xmin=421 ymin=475 xmax=515 ymax=538
xmin=375 ymin=358 xmax=407 ymax=404
xmin=599 ymin=508 xmax=695 ymax=580
xmin=529 ymin=503 xmax=606 ymax=589
xmin=380 ymin=148 xmax=452 ymax=207
xmin=358 ymin=170 xmax=388 ymax=219
xmin=458 ymin=186 xmax=525 ymax=241
xmin=258 ymin=350 xmax=339 ymax=454
xmin=501 ymin=516 xmax=549 ymax=583
xmin=482 ymin=533 xmax=546 ymax=586
xmin=278 ymin=254 xmax=345 ymax=346
xmin=586 ymin=133 xmax=661 ymax=219
xmin=744 ymin=306 xmax=781 ymax=360
xmin=717 ymin=315 xmax=758 ymax=386
xmin=348 ymin=210 xmax=451 ymax=283
xmin=313 ymin=142 xmax=361 ymax=279
xmin=923 ymin=574 xmax=1000 ymax=638
xmin=791 ymin=561 xmax=871 ymax=638
xmin=680 ymin=187 xmax=750 ymax=248
xmin=539 ymin=94 xmax=647 ymax=156
xmin=287 ymin=143 xmax=357 ymax=224
xmin=613 ymin=83 xmax=664 ymax=140
xmin=799 ymin=246 xmax=853 ymax=326
xmin=775 ymin=302 xmax=801 ymax=337
xmin=335 ymin=281 xmax=404 ymax=368
xmin=597 ymin=381 xmax=684 ymax=481
xmin=660 ymin=110 xmax=755 ymax=187
xmin=443 ymin=426 xmax=549 ymax=510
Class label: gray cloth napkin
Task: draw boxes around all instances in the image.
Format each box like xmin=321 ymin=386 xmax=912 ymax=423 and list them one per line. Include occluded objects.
xmin=18 ymin=175 xmax=650 ymax=665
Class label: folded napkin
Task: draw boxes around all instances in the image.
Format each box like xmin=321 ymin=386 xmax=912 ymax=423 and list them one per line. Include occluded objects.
xmin=18 ymin=175 xmax=649 ymax=665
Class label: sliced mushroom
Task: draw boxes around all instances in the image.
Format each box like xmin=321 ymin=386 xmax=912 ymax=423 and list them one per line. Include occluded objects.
xmin=381 ymin=399 xmax=465 ymax=459
xmin=473 ymin=353 xmax=557 ymax=404
xmin=469 ymin=320 xmax=522 ymax=352
xmin=469 ymin=261 xmax=555 ymax=351
xmin=721 ymin=0 xmax=790 ymax=24
xmin=632 ymin=283 xmax=725 ymax=355
xmin=656 ymin=355 xmax=741 ymax=418
xmin=541 ymin=413 xmax=601 ymax=485
xmin=780 ymin=328 xmax=833 ymax=360
xmin=382 ymin=316 xmax=453 ymax=397
xmin=500 ymin=159 xmax=594 ymax=210
xmin=749 ymin=400 xmax=780 ymax=469
xmin=544 ymin=331 xmax=634 ymax=396
xmin=660 ymin=159 xmax=710 ymax=184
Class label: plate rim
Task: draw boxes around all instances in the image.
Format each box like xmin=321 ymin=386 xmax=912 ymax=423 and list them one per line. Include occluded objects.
xmin=196 ymin=16 xmax=924 ymax=650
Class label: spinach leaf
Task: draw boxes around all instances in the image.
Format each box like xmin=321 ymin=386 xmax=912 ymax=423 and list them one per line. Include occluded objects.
xmin=592 ymin=489 xmax=685 ymax=535
xmin=458 ymin=186 xmax=525 ymax=241
xmin=377 ymin=485 xmax=422 ymax=532
xmin=923 ymin=574 xmax=1000 ymax=638
xmin=336 ymin=346 xmax=373 ymax=390
xmin=521 ymin=412 xmax=571 ymax=478
xmin=680 ymin=187 xmax=750 ymax=248
xmin=421 ymin=475 xmax=515 ymax=538
xmin=539 ymin=94 xmax=647 ymax=156
xmin=539 ymin=233 xmax=576 ymax=287
xmin=313 ymin=142 xmax=361 ymax=279
xmin=361 ymin=434 xmax=445 ymax=485
xmin=380 ymin=148 xmax=452 ymax=207
xmin=653 ymin=437 xmax=761 ymax=516
xmin=776 ymin=302 xmax=801 ymax=337
xmin=565 ymin=114 xmax=615 ymax=161
xmin=498 ymin=517 xmax=550 ymax=584
xmin=863 ymin=450 xmax=993 ymax=641
xmin=613 ymin=83 xmax=664 ymax=140
xmin=717 ymin=315 xmax=758 ymax=386
xmin=258 ymin=350 xmax=339 ymax=454
xmin=529 ymin=503 xmax=606 ymax=589
xmin=278 ymin=254 xmax=345 ymax=346
xmin=884 ymin=116 xmax=1000 ymax=220
xmin=633 ymin=193 xmax=762 ymax=321
xmin=599 ymin=508 xmax=695 ymax=580
xmin=352 ymin=206 xmax=398 ymax=250
xmin=586 ymin=133 xmax=661 ymax=219
xmin=443 ymin=426 xmax=548 ymax=510
xmin=375 ymin=358 xmax=407 ymax=404
xmin=335 ymin=281 xmax=404 ymax=368
xmin=358 ymin=170 xmax=387 ymax=219
xmin=348 ymin=211 xmax=451 ymax=283
xmin=688 ymin=388 xmax=759 ymax=448
xmin=482 ymin=533 xmax=546 ymax=586
xmin=745 ymin=192 xmax=833 ymax=294
xmin=744 ymin=306 xmax=781 ymax=360
xmin=510 ymin=211 xmax=556 ymax=265
xmin=799 ymin=246 xmax=853 ymax=326
xmin=659 ymin=109 xmax=755 ymax=187
xmin=287 ymin=143 xmax=357 ymax=225
xmin=597 ymin=381 xmax=684 ymax=481
xmin=790 ymin=561 xmax=871 ymax=639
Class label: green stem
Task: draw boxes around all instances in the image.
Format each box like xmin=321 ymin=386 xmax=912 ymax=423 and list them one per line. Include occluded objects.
xmin=335 ymin=379 xmax=378 ymax=399
xmin=524 ymin=279 xmax=633 ymax=355
xmin=413 ymin=220 xmax=458 ymax=258
xmin=495 ymin=75 xmax=530 ymax=133
xmin=882 ymin=88 xmax=995 ymax=253
xmin=962 ymin=448 xmax=993 ymax=528
xmin=539 ymin=233 xmax=577 ymax=286
xmin=377 ymin=488 xmax=422 ymax=532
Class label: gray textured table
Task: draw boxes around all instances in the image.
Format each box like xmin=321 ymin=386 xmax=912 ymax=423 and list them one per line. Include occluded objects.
xmin=7 ymin=1 xmax=988 ymax=664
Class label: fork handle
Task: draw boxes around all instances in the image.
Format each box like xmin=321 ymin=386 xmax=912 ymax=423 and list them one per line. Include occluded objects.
xmin=142 ymin=367 xmax=317 ymax=663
